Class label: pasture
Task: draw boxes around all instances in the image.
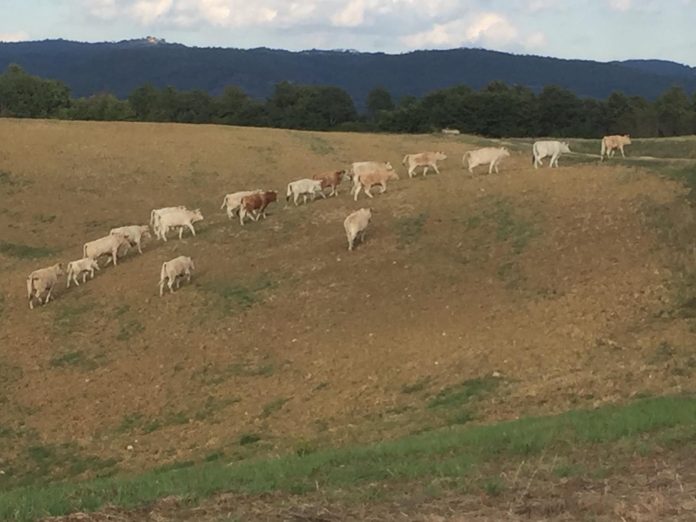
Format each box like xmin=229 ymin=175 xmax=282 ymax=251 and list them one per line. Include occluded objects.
xmin=2 ymin=119 xmax=696 ymax=520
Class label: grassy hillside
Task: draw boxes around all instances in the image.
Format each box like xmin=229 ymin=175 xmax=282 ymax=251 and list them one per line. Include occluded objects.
xmin=2 ymin=120 xmax=696 ymax=519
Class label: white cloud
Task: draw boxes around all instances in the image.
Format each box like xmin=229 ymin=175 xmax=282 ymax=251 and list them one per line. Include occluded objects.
xmin=331 ymin=0 xmax=366 ymax=27
xmin=0 ymin=31 xmax=29 ymax=42
xmin=402 ymin=11 xmax=544 ymax=51
xmin=130 ymin=0 xmax=173 ymax=24
xmin=607 ymin=0 xmax=632 ymax=11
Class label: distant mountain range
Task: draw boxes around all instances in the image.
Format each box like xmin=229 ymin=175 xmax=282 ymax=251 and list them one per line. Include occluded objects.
xmin=1 ymin=38 xmax=695 ymax=107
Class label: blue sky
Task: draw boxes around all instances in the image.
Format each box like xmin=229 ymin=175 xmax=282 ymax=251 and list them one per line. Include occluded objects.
xmin=2 ymin=0 xmax=695 ymax=65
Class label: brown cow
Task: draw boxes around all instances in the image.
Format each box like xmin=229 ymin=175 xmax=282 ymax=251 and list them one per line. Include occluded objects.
xmin=239 ymin=191 xmax=278 ymax=225
xmin=313 ymin=169 xmax=345 ymax=197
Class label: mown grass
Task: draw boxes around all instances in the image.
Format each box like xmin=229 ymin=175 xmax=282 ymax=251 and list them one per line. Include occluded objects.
xmin=3 ymin=396 xmax=696 ymax=521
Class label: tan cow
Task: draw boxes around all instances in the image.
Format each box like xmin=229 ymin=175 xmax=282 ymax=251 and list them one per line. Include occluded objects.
xmin=601 ymin=135 xmax=632 ymax=160
xmin=27 ymin=263 xmax=64 ymax=309
xmin=313 ymin=170 xmax=345 ymax=197
xmin=353 ymin=169 xmax=399 ymax=201
xmin=402 ymin=152 xmax=447 ymax=178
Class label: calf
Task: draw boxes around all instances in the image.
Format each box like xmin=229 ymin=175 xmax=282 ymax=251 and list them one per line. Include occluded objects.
xmin=83 ymin=233 xmax=131 ymax=266
xmin=110 ymin=225 xmax=151 ymax=254
xmin=344 ymin=208 xmax=372 ymax=251
xmin=240 ymin=191 xmax=278 ymax=225
xmin=313 ymin=170 xmax=345 ymax=197
xmin=286 ymin=179 xmax=325 ymax=206
xmin=402 ymin=152 xmax=447 ymax=178
xmin=159 ymin=256 xmax=195 ymax=296
xmin=353 ymin=169 xmax=399 ymax=201
xmin=27 ymin=263 xmax=64 ymax=309
xmin=601 ymin=134 xmax=631 ymax=160
xmin=463 ymin=147 xmax=510 ymax=175
xmin=66 ymin=257 xmax=100 ymax=288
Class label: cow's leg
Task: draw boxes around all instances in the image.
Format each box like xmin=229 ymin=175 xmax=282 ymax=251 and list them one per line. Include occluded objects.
xmin=74 ymin=274 xmax=80 ymax=286
xmin=44 ymin=288 xmax=53 ymax=305
xmin=294 ymin=194 xmax=299 ymax=206
xmin=365 ymin=185 xmax=374 ymax=198
xmin=495 ymin=161 xmax=500 ymax=174
xmin=354 ymin=185 xmax=362 ymax=201
xmin=488 ymin=162 xmax=494 ymax=175
xmin=422 ymin=166 xmax=429 ymax=177
xmin=433 ymin=164 xmax=441 ymax=175
xmin=620 ymin=146 xmax=625 ymax=158
xmin=187 ymin=223 xmax=196 ymax=237
xmin=29 ymin=296 xmax=34 ymax=310
xmin=347 ymin=234 xmax=354 ymax=251
xmin=379 ymin=182 xmax=387 ymax=194
xmin=137 ymin=240 xmax=143 ymax=254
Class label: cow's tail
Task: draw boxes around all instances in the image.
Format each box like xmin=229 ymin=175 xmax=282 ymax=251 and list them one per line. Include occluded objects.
xmin=285 ymin=183 xmax=292 ymax=202
xmin=462 ymin=152 xmax=470 ymax=169
xmin=401 ymin=154 xmax=409 ymax=166
xmin=26 ymin=276 xmax=34 ymax=300
xmin=600 ymin=138 xmax=606 ymax=160
xmin=220 ymin=195 xmax=228 ymax=210
xmin=83 ymin=243 xmax=88 ymax=258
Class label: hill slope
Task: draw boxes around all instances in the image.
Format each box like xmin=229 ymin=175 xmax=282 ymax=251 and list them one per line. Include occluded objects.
xmin=1 ymin=121 xmax=696 ymax=492
xmin=1 ymin=39 xmax=696 ymax=104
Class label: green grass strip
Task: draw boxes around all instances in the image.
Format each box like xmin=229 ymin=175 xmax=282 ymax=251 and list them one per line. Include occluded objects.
xmin=2 ymin=396 xmax=696 ymax=520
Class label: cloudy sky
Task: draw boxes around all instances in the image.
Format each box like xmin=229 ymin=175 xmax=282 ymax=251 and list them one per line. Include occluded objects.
xmin=2 ymin=0 xmax=695 ymax=64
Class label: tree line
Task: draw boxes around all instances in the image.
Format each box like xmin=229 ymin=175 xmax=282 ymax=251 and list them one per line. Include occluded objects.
xmin=1 ymin=64 xmax=695 ymax=138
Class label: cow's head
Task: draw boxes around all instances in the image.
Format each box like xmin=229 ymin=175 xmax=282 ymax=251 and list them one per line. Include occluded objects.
xmin=384 ymin=162 xmax=393 ymax=170
xmin=192 ymin=209 xmax=204 ymax=222
xmin=55 ymin=263 xmax=65 ymax=275
xmin=501 ymin=147 xmax=511 ymax=157
xmin=436 ymin=152 xmax=448 ymax=161
xmin=561 ymin=142 xmax=571 ymax=153
xmin=90 ymin=258 xmax=101 ymax=271
xmin=389 ymin=170 xmax=400 ymax=181
xmin=266 ymin=191 xmax=278 ymax=203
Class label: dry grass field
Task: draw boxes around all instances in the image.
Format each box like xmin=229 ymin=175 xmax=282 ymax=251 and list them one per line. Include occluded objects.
xmin=2 ymin=119 xmax=696 ymax=519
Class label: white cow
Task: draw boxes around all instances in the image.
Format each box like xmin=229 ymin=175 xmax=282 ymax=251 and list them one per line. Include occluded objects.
xmin=344 ymin=208 xmax=372 ymax=251
xmin=26 ymin=263 xmax=64 ymax=309
xmin=286 ymin=179 xmax=325 ymax=206
xmin=150 ymin=206 xmax=186 ymax=237
xmin=442 ymin=128 xmax=460 ymax=135
xmin=110 ymin=225 xmax=151 ymax=255
xmin=220 ymin=190 xmax=262 ymax=219
xmin=532 ymin=141 xmax=571 ymax=169
xmin=402 ymin=152 xmax=447 ymax=178
xmin=156 ymin=208 xmax=204 ymax=241
xmin=83 ymin=233 xmax=131 ymax=266
xmin=463 ymin=147 xmax=511 ymax=175
xmin=66 ymin=257 xmax=100 ymax=288
xmin=150 ymin=206 xmax=185 ymax=227
xmin=159 ymin=256 xmax=195 ymax=296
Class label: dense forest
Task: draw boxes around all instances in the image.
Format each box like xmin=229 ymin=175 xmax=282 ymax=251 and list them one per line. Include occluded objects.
xmin=1 ymin=64 xmax=695 ymax=138
xmin=2 ymin=39 xmax=696 ymax=106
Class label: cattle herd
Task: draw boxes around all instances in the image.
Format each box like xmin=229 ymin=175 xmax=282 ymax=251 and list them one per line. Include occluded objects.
xmin=24 ymin=134 xmax=631 ymax=309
